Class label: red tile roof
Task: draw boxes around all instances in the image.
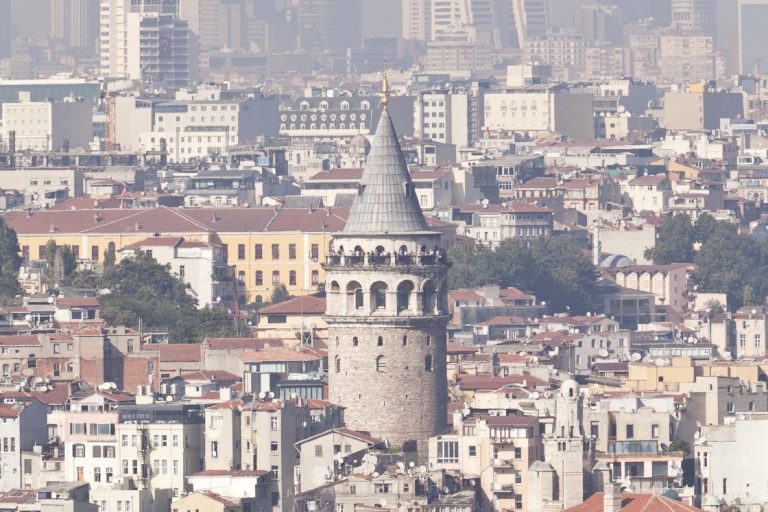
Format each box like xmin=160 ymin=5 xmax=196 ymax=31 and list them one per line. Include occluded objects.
xmin=447 ymin=343 xmax=478 ymax=355
xmin=629 ymin=175 xmax=668 ymax=186
xmin=55 ymin=297 xmax=100 ymax=308
xmin=141 ymin=343 xmax=203 ymax=362
xmin=266 ymin=207 xmax=348 ymax=232
xmin=565 ymin=492 xmax=701 ymax=512
xmin=206 ymin=337 xmax=283 ymax=350
xmin=449 ymin=289 xmax=485 ymax=302
xmin=259 ymin=295 xmax=326 ymax=315
xmin=240 ymin=347 xmax=325 ymax=363
xmin=0 ymin=335 xmax=39 ymax=346
xmin=180 ymin=370 xmax=240 ymax=383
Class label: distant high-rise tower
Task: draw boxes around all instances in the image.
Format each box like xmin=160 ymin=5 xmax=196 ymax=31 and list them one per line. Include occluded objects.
xmin=324 ymin=73 xmax=450 ymax=457
xmin=298 ymin=0 xmax=361 ymax=53
xmin=512 ymin=0 xmax=551 ymax=48
xmin=738 ymin=0 xmax=768 ymax=73
xmin=100 ymin=0 xmax=193 ymax=88
xmin=671 ymin=0 xmax=716 ymax=37
xmin=402 ymin=0 xmax=431 ymax=40
xmin=51 ymin=0 xmax=99 ymax=50
xmin=0 ymin=1 xmax=10 ymax=59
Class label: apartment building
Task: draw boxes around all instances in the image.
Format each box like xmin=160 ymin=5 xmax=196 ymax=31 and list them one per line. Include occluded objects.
xmin=0 ymin=400 xmax=47 ymax=491
xmin=429 ymin=415 xmax=543 ymax=512
xmin=457 ymin=203 xmax=553 ymax=246
xmin=1 ymin=93 xmax=92 ymax=152
xmin=733 ymin=306 xmax=768 ymax=359
xmin=115 ymin=401 xmax=205 ymax=502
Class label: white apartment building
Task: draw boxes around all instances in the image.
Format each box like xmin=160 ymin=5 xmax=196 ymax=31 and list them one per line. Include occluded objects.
xmin=483 ymin=86 xmax=594 ymax=139
xmin=0 ymin=400 xmax=47 ymax=491
xmin=1 ymin=93 xmax=92 ymax=151
xmin=100 ymin=0 xmax=192 ymax=89
xmin=417 ymin=90 xmax=470 ymax=147
xmin=116 ymin=401 xmax=205 ymax=502
xmin=733 ymin=306 xmax=768 ymax=359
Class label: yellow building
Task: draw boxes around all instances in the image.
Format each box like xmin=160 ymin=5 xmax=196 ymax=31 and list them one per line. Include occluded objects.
xmin=3 ymin=206 xmax=349 ymax=304
xmin=624 ymin=357 xmax=701 ymax=392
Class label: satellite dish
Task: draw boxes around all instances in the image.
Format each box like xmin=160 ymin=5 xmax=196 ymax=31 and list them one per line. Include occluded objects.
xmin=598 ymin=349 xmax=609 ymax=358
xmin=418 ymin=465 xmax=427 ymax=474
xmin=530 ymin=391 xmax=541 ymax=399
xmin=631 ymin=353 xmax=642 ymax=361
xmin=469 ymin=479 xmax=476 ymax=486
xmin=409 ymin=462 xmax=415 ymax=468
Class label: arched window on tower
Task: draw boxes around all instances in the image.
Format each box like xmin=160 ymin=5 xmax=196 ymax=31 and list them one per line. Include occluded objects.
xmin=347 ymin=281 xmax=364 ymax=310
xmin=352 ymin=337 xmax=359 ymax=347
xmin=334 ymin=356 xmax=341 ymax=373
xmin=424 ymin=355 xmax=433 ymax=372
xmin=397 ymin=281 xmax=414 ymax=312
xmin=377 ymin=336 xmax=384 ymax=346
xmin=376 ymin=356 xmax=387 ymax=372
xmin=422 ymin=280 xmax=436 ymax=314
xmin=371 ymin=282 xmax=388 ymax=310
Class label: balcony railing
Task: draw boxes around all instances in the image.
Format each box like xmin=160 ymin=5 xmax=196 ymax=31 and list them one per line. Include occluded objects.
xmin=324 ymin=253 xmax=447 ymax=268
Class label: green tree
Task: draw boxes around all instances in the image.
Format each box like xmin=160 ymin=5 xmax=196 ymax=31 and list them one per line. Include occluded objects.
xmin=0 ymin=217 xmax=22 ymax=301
xmin=103 ymin=245 xmax=116 ymax=271
xmin=70 ymin=269 xmax=99 ymax=289
xmin=447 ymin=237 xmax=599 ymax=314
xmin=645 ymin=214 xmax=695 ymax=264
xmin=665 ymin=438 xmax=692 ymax=457
xmin=98 ymin=252 xmax=237 ymax=342
xmin=270 ymin=283 xmax=292 ymax=304
xmin=42 ymin=241 xmax=78 ymax=288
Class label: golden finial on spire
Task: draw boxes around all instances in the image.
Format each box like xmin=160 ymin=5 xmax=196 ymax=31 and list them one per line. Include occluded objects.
xmin=381 ymin=60 xmax=390 ymax=108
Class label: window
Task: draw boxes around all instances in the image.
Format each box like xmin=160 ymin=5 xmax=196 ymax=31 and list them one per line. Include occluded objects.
xmin=210 ymin=416 xmax=223 ymax=429
xmin=727 ymin=402 xmax=735 ymax=413
xmin=94 ymin=467 xmax=101 ymax=482
xmin=424 ymin=355 xmax=433 ymax=372
xmin=211 ymin=441 xmax=219 ymax=458
xmin=272 ymin=244 xmax=280 ymax=259
xmin=376 ymin=356 xmax=387 ymax=372
xmin=436 ymin=441 xmax=459 ymax=463
xmin=255 ymin=244 xmax=263 ymax=259
xmin=238 ymin=244 xmax=246 ymax=260
xmin=271 ymin=465 xmax=279 ymax=480
xmin=626 ymin=424 xmax=634 ymax=439
xmin=271 ymin=416 xmax=279 ymax=430
xmin=373 ymin=283 xmax=387 ymax=309
xmin=514 ymin=447 xmax=522 ymax=459
xmin=289 ymin=244 xmax=297 ymax=260
xmin=468 ymin=445 xmax=477 ymax=457
xmin=377 ymin=336 xmax=384 ymax=346
xmin=271 ymin=441 xmax=279 ymax=453
xmin=272 ymin=271 xmax=280 ymax=285
xmin=315 ymin=445 xmax=323 ymax=457
xmin=515 ymin=495 xmax=523 ymax=509
xmin=73 ymin=444 xmax=85 ymax=457
xmin=311 ymin=270 xmax=319 ymax=286
xmin=255 ymin=271 xmax=263 ymax=286
xmin=651 ymin=424 xmax=659 ymax=439
xmin=289 ymin=271 xmax=297 ymax=286
xmin=311 ymin=244 xmax=319 ymax=260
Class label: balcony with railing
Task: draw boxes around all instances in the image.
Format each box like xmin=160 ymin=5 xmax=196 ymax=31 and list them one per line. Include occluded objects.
xmin=324 ymin=252 xmax=448 ymax=269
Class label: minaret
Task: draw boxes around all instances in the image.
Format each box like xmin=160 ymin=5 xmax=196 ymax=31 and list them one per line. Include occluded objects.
xmin=323 ymin=66 xmax=449 ymax=457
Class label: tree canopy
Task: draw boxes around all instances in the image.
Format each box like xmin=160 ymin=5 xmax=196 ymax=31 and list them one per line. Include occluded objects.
xmin=98 ymin=252 xmax=240 ymax=342
xmin=42 ymin=240 xmax=78 ymax=288
xmin=648 ymin=213 xmax=768 ymax=309
xmin=0 ymin=217 xmax=22 ymax=302
xmin=448 ymin=237 xmax=599 ymax=314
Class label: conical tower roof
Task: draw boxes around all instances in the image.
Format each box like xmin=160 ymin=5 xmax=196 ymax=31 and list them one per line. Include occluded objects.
xmin=342 ymin=108 xmax=429 ymax=234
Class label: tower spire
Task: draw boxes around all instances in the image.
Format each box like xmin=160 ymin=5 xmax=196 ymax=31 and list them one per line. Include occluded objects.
xmin=381 ymin=60 xmax=390 ymax=108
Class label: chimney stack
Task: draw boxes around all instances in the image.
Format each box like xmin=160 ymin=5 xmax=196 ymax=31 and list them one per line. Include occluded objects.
xmin=603 ymin=482 xmax=622 ymax=512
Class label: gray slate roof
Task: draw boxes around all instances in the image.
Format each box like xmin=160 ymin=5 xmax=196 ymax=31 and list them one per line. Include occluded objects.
xmin=342 ymin=109 xmax=429 ymax=234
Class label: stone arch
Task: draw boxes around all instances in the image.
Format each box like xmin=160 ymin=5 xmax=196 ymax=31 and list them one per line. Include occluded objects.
xmin=376 ymin=355 xmax=386 ymax=372
xmin=371 ymin=281 xmax=388 ymax=310
xmin=347 ymin=281 xmax=364 ymax=310
xmin=330 ymin=281 xmax=340 ymax=293
xmin=436 ymin=277 xmax=448 ymax=313
xmin=375 ymin=245 xmax=386 ymax=254
xmin=397 ymin=280 xmax=415 ymax=313
xmin=422 ymin=279 xmax=436 ymax=314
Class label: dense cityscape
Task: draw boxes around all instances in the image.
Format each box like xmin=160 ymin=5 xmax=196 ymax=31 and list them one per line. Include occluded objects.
xmin=0 ymin=1 xmax=768 ymax=512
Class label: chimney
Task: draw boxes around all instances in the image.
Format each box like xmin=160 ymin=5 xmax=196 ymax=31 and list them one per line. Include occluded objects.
xmin=603 ymin=482 xmax=623 ymax=512
xmin=94 ymin=213 xmax=102 ymax=223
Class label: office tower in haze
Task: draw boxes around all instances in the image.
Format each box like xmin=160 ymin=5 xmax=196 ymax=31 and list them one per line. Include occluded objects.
xmin=51 ymin=0 xmax=100 ymax=50
xmin=739 ymin=0 xmax=768 ymax=73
